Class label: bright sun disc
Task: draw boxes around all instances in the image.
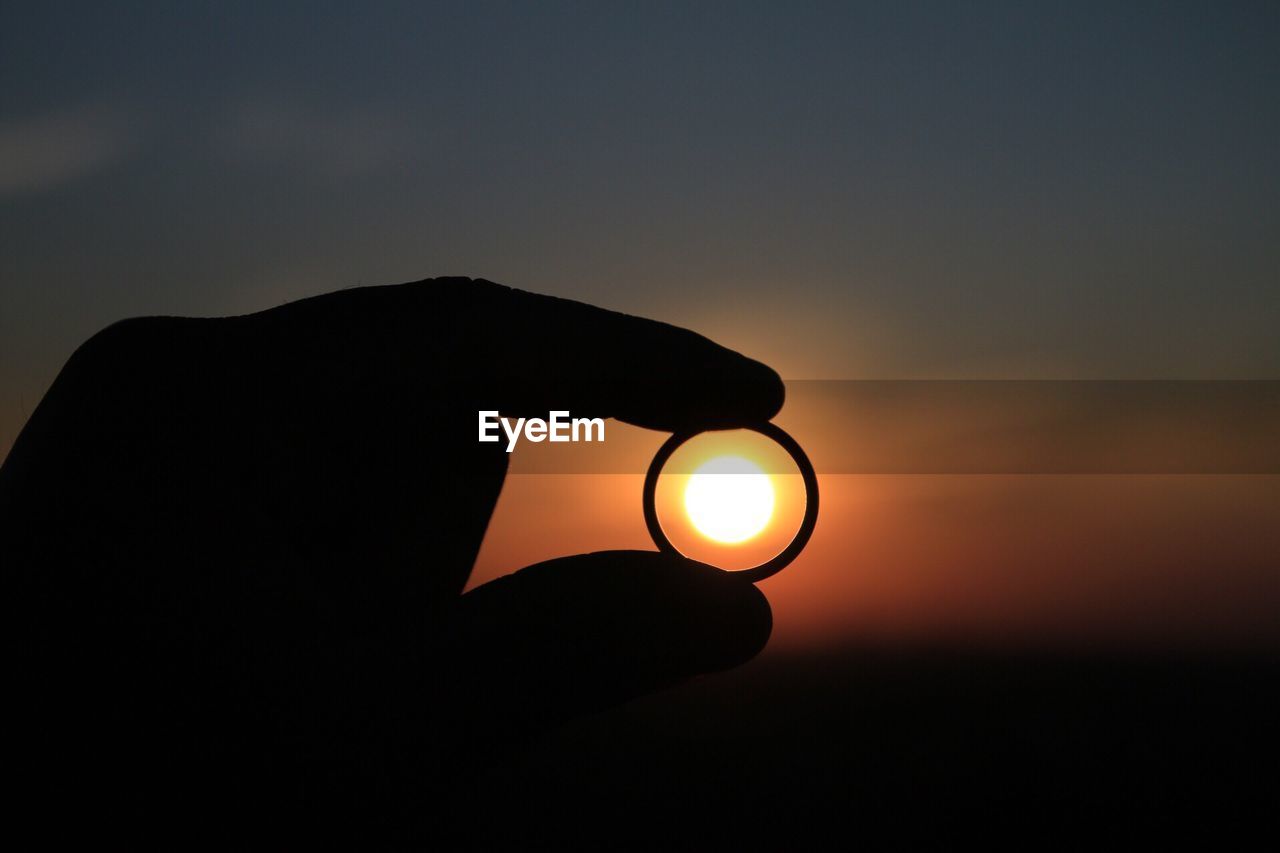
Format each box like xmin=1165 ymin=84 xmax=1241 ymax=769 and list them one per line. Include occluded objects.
xmin=683 ymin=455 xmax=775 ymax=544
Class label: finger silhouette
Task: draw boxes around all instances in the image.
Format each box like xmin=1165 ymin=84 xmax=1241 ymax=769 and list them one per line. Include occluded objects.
xmin=222 ymin=277 xmax=785 ymax=593
xmin=251 ymin=277 xmax=786 ymax=432
xmin=437 ymin=550 xmax=772 ymax=751
xmin=3 ymin=278 xmax=786 ymax=608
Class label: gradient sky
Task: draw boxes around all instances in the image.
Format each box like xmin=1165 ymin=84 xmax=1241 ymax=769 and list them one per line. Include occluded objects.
xmin=3 ymin=2 xmax=1278 ymax=651
xmin=4 ymin=1 xmax=1280 ymax=456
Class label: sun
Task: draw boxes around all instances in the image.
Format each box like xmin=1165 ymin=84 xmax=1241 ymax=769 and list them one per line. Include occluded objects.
xmin=683 ymin=455 xmax=775 ymax=544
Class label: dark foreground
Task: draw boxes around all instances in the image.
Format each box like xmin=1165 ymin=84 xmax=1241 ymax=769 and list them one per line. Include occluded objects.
xmin=455 ymin=647 xmax=1279 ymax=847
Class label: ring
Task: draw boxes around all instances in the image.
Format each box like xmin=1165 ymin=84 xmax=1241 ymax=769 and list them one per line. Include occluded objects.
xmin=643 ymin=421 xmax=819 ymax=583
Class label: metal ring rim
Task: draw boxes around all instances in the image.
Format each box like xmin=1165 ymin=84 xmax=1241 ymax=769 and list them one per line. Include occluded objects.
xmin=642 ymin=421 xmax=819 ymax=583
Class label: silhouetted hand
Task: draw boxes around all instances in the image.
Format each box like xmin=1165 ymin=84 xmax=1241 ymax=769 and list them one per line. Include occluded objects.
xmin=0 ymin=278 xmax=782 ymax=841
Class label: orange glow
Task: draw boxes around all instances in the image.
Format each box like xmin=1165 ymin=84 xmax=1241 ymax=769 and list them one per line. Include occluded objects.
xmin=467 ymin=415 xmax=1280 ymax=655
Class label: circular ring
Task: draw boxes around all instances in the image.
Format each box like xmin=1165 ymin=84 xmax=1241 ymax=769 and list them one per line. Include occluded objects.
xmin=643 ymin=421 xmax=819 ymax=583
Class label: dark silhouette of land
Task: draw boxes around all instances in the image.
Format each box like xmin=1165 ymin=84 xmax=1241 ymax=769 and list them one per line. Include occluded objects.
xmin=2 ymin=278 xmax=1275 ymax=844
xmin=459 ymin=647 xmax=1279 ymax=847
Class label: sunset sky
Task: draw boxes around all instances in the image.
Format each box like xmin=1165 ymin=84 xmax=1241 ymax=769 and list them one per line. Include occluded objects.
xmin=3 ymin=2 xmax=1278 ymax=652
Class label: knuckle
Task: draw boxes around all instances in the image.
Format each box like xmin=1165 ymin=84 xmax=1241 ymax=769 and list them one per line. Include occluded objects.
xmin=74 ymin=316 xmax=166 ymax=365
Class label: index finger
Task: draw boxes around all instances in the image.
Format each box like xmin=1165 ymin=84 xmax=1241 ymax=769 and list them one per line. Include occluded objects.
xmin=260 ymin=277 xmax=786 ymax=432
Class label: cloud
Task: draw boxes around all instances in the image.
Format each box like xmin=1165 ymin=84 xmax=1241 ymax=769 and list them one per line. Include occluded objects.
xmin=221 ymin=100 xmax=418 ymax=178
xmin=0 ymin=102 xmax=137 ymax=196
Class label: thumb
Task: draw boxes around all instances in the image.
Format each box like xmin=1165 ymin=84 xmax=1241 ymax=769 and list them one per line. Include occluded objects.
xmin=437 ymin=551 xmax=771 ymax=747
